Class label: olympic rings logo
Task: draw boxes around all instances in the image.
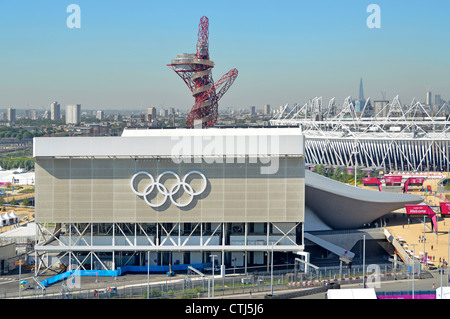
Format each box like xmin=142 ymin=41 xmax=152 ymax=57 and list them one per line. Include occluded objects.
xmin=130 ymin=171 xmax=207 ymax=208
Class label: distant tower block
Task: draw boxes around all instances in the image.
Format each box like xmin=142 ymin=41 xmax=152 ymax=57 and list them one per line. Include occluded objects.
xmin=167 ymin=16 xmax=238 ymax=127
xmin=359 ymin=77 xmax=365 ymax=102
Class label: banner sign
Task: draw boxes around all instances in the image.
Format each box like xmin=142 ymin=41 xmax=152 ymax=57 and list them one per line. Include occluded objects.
xmin=363 ymin=177 xmax=380 ymax=185
xmin=385 ymin=175 xmax=402 ymax=184
xmin=407 ymin=177 xmax=425 ymax=185
xmin=405 ymin=204 xmax=430 ymax=217
xmin=439 ymin=202 xmax=450 ymax=218
xmin=405 ymin=204 xmax=437 ymax=231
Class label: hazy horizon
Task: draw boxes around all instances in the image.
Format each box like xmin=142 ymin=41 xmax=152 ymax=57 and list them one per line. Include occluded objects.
xmin=1 ymin=1 xmax=449 ymax=111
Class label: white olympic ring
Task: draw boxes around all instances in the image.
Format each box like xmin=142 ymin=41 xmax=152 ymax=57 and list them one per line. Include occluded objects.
xmin=130 ymin=171 xmax=207 ymax=208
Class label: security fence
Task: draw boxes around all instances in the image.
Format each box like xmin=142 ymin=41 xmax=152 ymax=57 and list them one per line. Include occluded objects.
xmin=3 ymin=261 xmax=414 ymax=299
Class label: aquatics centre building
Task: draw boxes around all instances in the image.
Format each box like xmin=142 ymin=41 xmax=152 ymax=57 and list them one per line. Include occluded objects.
xmin=32 ymin=127 xmax=423 ymax=276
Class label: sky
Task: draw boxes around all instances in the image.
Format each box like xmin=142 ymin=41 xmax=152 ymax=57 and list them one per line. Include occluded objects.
xmin=0 ymin=0 xmax=449 ymax=111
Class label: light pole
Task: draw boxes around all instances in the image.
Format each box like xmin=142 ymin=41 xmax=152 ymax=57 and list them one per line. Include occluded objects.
xmin=271 ymin=243 xmax=274 ymax=296
xmin=210 ymin=254 xmax=217 ymax=299
xmin=147 ymin=251 xmax=150 ymax=299
xmin=352 ymin=148 xmax=359 ymax=187
xmin=18 ymin=258 xmax=22 ymax=299
xmin=423 ymin=216 xmax=426 ymax=263
xmin=362 ymin=235 xmax=366 ymax=288
xmin=411 ymin=243 xmax=417 ymax=299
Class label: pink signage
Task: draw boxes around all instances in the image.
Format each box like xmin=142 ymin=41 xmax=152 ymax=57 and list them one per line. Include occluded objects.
xmin=363 ymin=177 xmax=380 ymax=185
xmin=385 ymin=175 xmax=402 ymax=184
xmin=405 ymin=204 xmax=438 ymax=231
xmin=405 ymin=205 xmax=430 ymax=216
xmin=407 ymin=177 xmax=425 ymax=185
xmin=439 ymin=202 xmax=450 ymax=217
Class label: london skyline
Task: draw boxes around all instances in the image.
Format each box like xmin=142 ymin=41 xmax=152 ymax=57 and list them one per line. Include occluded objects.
xmin=0 ymin=0 xmax=449 ymax=111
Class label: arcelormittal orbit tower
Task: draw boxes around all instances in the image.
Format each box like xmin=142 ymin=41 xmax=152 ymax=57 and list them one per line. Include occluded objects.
xmin=167 ymin=16 xmax=238 ymax=127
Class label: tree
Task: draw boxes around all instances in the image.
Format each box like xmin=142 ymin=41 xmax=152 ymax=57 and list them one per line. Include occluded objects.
xmin=341 ymin=168 xmax=349 ymax=183
xmin=10 ymin=198 xmax=16 ymax=207
xmin=332 ymin=166 xmax=342 ymax=181
xmin=22 ymin=198 xmax=30 ymax=207
xmin=316 ymin=164 xmax=326 ymax=176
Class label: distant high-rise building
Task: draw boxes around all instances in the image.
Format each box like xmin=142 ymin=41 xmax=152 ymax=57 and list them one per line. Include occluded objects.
xmin=373 ymin=100 xmax=389 ymax=117
xmin=7 ymin=108 xmax=16 ymax=123
xmin=51 ymin=101 xmax=61 ymax=121
xmin=96 ymin=110 xmax=104 ymax=120
xmin=359 ymin=77 xmax=365 ymax=102
xmin=355 ymin=100 xmax=362 ymax=113
xmin=435 ymin=94 xmax=442 ymax=106
xmin=426 ymin=91 xmax=432 ymax=106
xmin=25 ymin=109 xmax=37 ymax=120
xmin=160 ymin=109 xmax=168 ymax=117
xmin=146 ymin=107 xmax=156 ymax=122
xmin=264 ymin=104 xmax=271 ymax=115
xmin=250 ymin=106 xmax=256 ymax=116
xmin=65 ymin=104 xmax=81 ymax=125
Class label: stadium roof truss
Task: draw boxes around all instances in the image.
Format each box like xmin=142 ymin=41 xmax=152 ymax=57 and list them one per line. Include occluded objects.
xmin=270 ymin=96 xmax=450 ymax=172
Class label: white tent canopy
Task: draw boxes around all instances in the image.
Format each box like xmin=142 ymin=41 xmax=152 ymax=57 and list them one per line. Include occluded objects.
xmin=8 ymin=211 xmax=19 ymax=223
xmin=2 ymin=212 xmax=19 ymax=224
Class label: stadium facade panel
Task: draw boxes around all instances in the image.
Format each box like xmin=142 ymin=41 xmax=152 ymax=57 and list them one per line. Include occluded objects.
xmin=32 ymin=127 xmax=423 ymax=274
xmin=33 ymin=128 xmax=308 ymax=272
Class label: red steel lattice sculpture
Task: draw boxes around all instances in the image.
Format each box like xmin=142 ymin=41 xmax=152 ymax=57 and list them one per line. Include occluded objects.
xmin=167 ymin=16 xmax=238 ymax=127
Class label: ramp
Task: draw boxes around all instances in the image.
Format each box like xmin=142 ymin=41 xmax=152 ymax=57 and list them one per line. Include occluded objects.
xmin=188 ymin=266 xmax=206 ymax=278
xmin=304 ymin=232 xmax=355 ymax=263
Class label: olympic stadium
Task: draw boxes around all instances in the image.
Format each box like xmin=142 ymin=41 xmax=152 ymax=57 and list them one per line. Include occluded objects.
xmin=270 ymin=96 xmax=450 ymax=172
xmin=32 ymin=127 xmax=423 ymax=278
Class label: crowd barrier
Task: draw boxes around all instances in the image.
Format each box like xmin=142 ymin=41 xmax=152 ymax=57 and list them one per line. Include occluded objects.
xmin=39 ymin=263 xmax=209 ymax=287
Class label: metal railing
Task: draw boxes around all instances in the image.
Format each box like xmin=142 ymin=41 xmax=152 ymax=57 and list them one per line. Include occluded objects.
xmin=4 ymin=262 xmax=412 ymax=299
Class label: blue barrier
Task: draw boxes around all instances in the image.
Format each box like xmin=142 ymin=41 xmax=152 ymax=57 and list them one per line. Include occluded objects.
xmin=39 ymin=263 xmax=209 ymax=287
xmin=120 ymin=263 xmax=209 ymax=274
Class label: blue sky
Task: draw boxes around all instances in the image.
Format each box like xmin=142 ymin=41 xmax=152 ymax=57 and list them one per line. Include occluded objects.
xmin=0 ymin=0 xmax=449 ymax=111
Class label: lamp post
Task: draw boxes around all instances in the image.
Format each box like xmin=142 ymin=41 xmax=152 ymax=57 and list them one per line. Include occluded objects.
xmin=352 ymin=148 xmax=359 ymax=187
xmin=210 ymin=254 xmax=217 ymax=299
xmin=423 ymin=216 xmax=426 ymax=263
xmin=147 ymin=251 xmax=150 ymax=299
xmin=362 ymin=235 xmax=366 ymax=288
xmin=411 ymin=243 xmax=417 ymax=299
xmin=18 ymin=258 xmax=22 ymax=299
xmin=271 ymin=243 xmax=274 ymax=296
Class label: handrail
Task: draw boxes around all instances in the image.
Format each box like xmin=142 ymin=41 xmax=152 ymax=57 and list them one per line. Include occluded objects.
xmin=383 ymin=228 xmax=413 ymax=266
xmin=188 ymin=266 xmax=206 ymax=278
